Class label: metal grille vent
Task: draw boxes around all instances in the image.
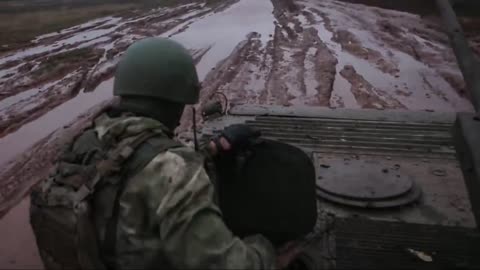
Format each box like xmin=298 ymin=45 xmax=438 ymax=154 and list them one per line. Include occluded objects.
xmin=245 ymin=116 xmax=455 ymax=159
xmin=335 ymin=217 xmax=480 ymax=269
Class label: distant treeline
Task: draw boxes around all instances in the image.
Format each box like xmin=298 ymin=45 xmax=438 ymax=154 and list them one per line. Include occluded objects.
xmin=0 ymin=0 xmax=180 ymax=13
xmin=334 ymin=0 xmax=480 ymax=17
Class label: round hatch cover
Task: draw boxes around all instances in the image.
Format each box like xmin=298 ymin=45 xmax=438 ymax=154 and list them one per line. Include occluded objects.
xmin=316 ymin=182 xmax=421 ymax=208
xmin=317 ymin=168 xmax=413 ymax=201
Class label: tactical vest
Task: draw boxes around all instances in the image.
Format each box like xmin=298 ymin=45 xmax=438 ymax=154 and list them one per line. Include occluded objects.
xmin=30 ymin=127 xmax=181 ymax=270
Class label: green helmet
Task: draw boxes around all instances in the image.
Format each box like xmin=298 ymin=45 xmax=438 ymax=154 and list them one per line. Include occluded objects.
xmin=113 ymin=37 xmax=200 ymax=104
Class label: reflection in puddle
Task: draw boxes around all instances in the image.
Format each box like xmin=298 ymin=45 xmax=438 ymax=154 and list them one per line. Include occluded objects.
xmin=0 ymin=79 xmax=113 ymax=166
xmin=0 ymin=79 xmax=66 ymax=112
xmin=308 ymin=9 xmax=358 ymax=108
xmin=165 ymin=0 xmax=275 ymax=80
xmin=302 ymin=0 xmax=473 ymax=112
xmin=0 ymin=197 xmax=42 ymax=269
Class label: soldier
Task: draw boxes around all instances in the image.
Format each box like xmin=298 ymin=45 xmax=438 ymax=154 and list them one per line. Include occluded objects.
xmin=30 ymin=38 xmax=298 ymax=269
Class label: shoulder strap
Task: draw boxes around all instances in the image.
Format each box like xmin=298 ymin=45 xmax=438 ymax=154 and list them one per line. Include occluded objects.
xmin=73 ymin=131 xmax=173 ymax=270
xmin=73 ymin=131 xmax=161 ymax=205
xmin=102 ymin=135 xmax=182 ymax=267
xmin=72 ymin=129 xmax=180 ymax=270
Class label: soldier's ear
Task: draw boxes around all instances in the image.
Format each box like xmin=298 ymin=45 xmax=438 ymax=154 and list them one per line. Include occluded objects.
xmin=194 ymin=82 xmax=202 ymax=93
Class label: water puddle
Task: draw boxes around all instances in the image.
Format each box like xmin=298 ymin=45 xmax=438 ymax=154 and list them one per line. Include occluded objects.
xmin=57 ymin=29 xmax=114 ymax=47
xmin=304 ymin=47 xmax=319 ymax=97
xmin=164 ymin=0 xmax=275 ymax=80
xmin=0 ymin=197 xmax=42 ymax=269
xmin=332 ymin=73 xmax=359 ymax=108
xmin=0 ymin=79 xmax=113 ymax=167
xmin=0 ymin=80 xmax=63 ymax=112
xmin=245 ymin=65 xmax=268 ymax=97
xmin=296 ymin=13 xmax=309 ymax=25
xmin=301 ymin=0 xmax=474 ymax=112
xmin=1 ymin=4 xmax=275 ymax=166
xmin=57 ymin=18 xmax=123 ymax=45
xmin=308 ymin=10 xmax=358 ymax=108
xmin=0 ymin=2 xmax=277 ymax=260
xmin=159 ymin=7 xmax=210 ymax=38
xmin=0 ymin=66 xmax=18 ymax=81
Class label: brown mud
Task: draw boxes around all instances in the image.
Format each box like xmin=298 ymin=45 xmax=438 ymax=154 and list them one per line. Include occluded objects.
xmin=332 ymin=29 xmax=399 ymax=75
xmin=0 ymin=0 xmax=239 ymax=219
xmin=1 ymin=0 xmax=476 ymax=216
xmin=0 ymin=2 xmax=215 ymax=140
xmin=461 ymin=17 xmax=480 ymax=58
xmin=192 ymin=0 xmax=337 ymax=110
xmin=0 ymin=0 xmax=478 ymax=268
xmin=2 ymin=0 xmax=475 ymax=144
xmin=340 ymin=65 xmax=406 ymax=109
xmin=0 ymin=71 xmax=88 ymax=138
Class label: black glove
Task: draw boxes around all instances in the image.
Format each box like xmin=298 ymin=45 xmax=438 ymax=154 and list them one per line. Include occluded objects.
xmin=213 ymin=124 xmax=261 ymax=153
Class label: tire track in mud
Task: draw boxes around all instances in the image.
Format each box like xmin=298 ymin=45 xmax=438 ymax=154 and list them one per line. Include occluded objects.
xmin=184 ymin=0 xmax=338 ymax=114
xmin=261 ymin=26 xmax=288 ymax=105
xmin=219 ymin=33 xmax=265 ymax=105
xmin=0 ymin=1 xmax=247 ymax=217
xmin=318 ymin=0 xmax=467 ymax=98
xmin=420 ymin=71 xmax=449 ymax=103
xmin=0 ymin=44 xmax=214 ymax=216
xmin=309 ymin=28 xmax=338 ymax=106
xmin=305 ymin=0 xmax=473 ymax=111
xmin=463 ymin=19 xmax=480 ymax=60
xmin=309 ymin=5 xmax=399 ymax=78
xmin=340 ymin=65 xmax=405 ymax=109
xmin=0 ymin=71 xmax=87 ymax=138
xmin=0 ymin=46 xmax=100 ymax=98
xmin=331 ymin=29 xmax=399 ymax=76
xmin=0 ymin=2 xmax=218 ymax=140
xmin=0 ymin=0 xmax=476 ymax=220
xmin=265 ymin=3 xmax=337 ymax=106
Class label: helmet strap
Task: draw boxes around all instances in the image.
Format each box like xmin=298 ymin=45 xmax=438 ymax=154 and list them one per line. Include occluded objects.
xmin=192 ymin=107 xmax=199 ymax=152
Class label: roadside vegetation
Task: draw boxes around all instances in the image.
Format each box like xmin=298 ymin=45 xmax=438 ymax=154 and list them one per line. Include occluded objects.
xmin=0 ymin=0 xmax=196 ymax=53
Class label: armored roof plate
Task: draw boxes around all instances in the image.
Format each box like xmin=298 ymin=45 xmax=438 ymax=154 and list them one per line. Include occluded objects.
xmin=201 ymin=105 xmax=476 ymax=228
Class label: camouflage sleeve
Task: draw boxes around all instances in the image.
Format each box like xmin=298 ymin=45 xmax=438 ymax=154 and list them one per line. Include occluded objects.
xmin=126 ymin=146 xmax=276 ymax=269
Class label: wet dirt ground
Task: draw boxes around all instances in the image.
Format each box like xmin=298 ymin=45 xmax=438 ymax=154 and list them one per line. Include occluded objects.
xmin=0 ymin=0 xmax=479 ymax=268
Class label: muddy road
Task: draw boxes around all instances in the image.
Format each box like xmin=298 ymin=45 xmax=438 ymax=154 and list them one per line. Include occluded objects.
xmin=0 ymin=0 xmax=478 ymax=268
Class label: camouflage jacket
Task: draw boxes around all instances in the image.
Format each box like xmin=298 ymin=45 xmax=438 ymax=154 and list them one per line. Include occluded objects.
xmin=92 ymin=113 xmax=276 ymax=269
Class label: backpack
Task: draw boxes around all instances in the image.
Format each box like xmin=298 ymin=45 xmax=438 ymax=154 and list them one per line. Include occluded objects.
xmin=30 ymin=127 xmax=180 ymax=270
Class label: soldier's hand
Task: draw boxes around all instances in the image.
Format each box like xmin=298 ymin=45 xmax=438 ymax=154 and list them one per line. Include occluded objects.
xmin=210 ymin=124 xmax=261 ymax=155
xmin=276 ymin=241 xmax=302 ymax=269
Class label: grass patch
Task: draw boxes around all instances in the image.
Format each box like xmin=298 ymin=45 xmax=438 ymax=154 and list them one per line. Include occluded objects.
xmin=0 ymin=3 xmax=140 ymax=51
xmin=0 ymin=0 xmax=224 ymax=52
xmin=0 ymin=0 xmax=201 ymax=52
